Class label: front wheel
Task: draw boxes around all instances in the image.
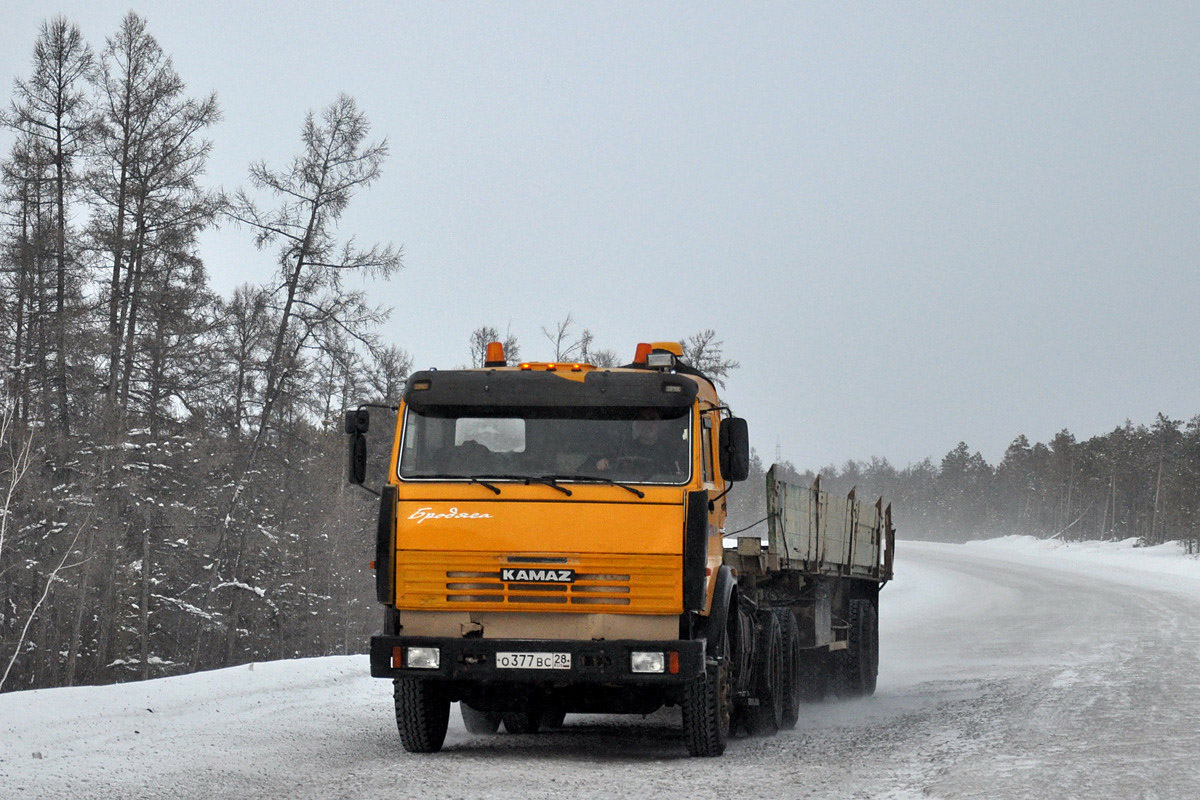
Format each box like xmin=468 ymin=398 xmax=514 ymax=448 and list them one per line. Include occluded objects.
xmin=682 ymin=634 xmax=732 ymax=756
xmin=394 ymin=678 xmax=451 ymax=753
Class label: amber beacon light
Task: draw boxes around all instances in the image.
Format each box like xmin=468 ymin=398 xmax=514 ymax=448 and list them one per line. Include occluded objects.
xmin=484 ymin=341 xmax=507 ymax=367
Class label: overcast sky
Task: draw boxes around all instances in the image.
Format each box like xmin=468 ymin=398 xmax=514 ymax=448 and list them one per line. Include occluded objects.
xmin=4 ymin=1 xmax=1198 ymax=469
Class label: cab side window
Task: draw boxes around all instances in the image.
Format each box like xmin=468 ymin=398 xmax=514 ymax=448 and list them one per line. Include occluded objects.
xmin=701 ymin=417 xmax=714 ymax=484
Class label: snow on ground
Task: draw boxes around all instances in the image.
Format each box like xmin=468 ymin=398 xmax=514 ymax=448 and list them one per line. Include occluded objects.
xmin=957 ymin=535 xmax=1200 ymax=596
xmin=2 ymin=537 xmax=1198 ymax=799
xmin=0 ymin=656 xmax=395 ymax=799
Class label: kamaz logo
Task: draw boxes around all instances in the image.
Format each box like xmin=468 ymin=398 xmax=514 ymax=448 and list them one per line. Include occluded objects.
xmin=500 ymin=568 xmax=575 ymax=584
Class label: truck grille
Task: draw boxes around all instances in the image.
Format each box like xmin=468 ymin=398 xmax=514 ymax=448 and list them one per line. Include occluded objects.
xmin=395 ymin=552 xmax=681 ymax=613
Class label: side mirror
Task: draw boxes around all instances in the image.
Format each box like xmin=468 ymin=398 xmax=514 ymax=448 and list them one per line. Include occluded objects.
xmin=344 ymin=408 xmax=370 ymax=434
xmin=345 ymin=409 xmax=369 ymax=485
xmin=718 ymin=416 xmax=750 ymax=482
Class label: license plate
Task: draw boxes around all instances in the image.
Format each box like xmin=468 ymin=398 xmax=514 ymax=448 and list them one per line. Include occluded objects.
xmin=495 ymin=651 xmax=571 ymax=670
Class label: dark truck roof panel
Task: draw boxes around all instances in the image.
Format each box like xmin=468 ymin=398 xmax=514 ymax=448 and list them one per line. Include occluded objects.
xmin=403 ymin=369 xmax=699 ymax=411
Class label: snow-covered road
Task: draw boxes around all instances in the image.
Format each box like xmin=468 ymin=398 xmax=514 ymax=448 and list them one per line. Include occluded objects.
xmin=3 ymin=538 xmax=1198 ymax=799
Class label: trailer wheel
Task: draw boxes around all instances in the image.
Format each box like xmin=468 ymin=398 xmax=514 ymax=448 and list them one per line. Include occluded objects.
xmin=774 ymin=608 xmax=803 ymax=729
xmin=836 ymin=599 xmax=879 ymax=697
xmin=501 ymin=710 xmax=541 ymax=734
xmin=745 ymin=611 xmax=784 ymax=735
xmin=460 ymin=702 xmax=502 ymax=734
xmin=858 ymin=599 xmax=879 ymax=696
xmin=682 ymin=633 xmax=731 ymax=756
xmin=394 ymin=678 xmax=451 ymax=753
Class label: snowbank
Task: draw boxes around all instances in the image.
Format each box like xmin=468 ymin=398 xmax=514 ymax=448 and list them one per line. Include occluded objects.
xmin=930 ymin=535 xmax=1200 ymax=599
xmin=0 ymin=655 xmax=393 ymax=798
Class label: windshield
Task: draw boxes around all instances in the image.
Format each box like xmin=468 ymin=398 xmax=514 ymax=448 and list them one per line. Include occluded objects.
xmin=399 ymin=406 xmax=691 ymax=485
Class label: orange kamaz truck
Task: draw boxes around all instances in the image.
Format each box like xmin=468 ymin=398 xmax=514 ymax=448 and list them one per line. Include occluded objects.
xmin=346 ymin=341 xmax=893 ymax=756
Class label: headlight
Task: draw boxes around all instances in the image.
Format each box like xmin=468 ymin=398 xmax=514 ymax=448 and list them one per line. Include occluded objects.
xmin=630 ymin=651 xmax=665 ymax=673
xmin=405 ymin=647 xmax=440 ymax=669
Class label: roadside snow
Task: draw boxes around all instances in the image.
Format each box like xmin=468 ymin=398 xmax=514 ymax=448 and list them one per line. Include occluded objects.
xmin=954 ymin=535 xmax=1200 ymax=598
xmin=1 ymin=536 xmax=1197 ymax=799
xmin=0 ymin=656 xmax=394 ymax=799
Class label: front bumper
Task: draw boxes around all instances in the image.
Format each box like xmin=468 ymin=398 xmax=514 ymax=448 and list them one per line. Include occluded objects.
xmin=370 ymin=635 xmax=705 ymax=685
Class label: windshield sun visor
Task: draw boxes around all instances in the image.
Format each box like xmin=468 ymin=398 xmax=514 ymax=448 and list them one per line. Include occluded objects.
xmin=403 ymin=370 xmax=698 ymax=412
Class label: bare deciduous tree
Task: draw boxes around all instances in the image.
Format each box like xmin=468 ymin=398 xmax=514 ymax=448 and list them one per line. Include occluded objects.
xmin=469 ymin=325 xmax=520 ymax=367
xmin=8 ymin=16 xmax=94 ymax=432
xmin=0 ymin=130 xmax=55 ymax=424
xmin=682 ymin=329 xmax=740 ymax=388
xmin=0 ymin=387 xmax=34 ymax=564
xmin=590 ymin=349 xmax=619 ymax=368
xmin=211 ymin=94 xmax=401 ymax=659
xmin=228 ymin=93 xmax=401 ymax=452
xmin=89 ymin=12 xmax=220 ymax=414
xmin=541 ymin=313 xmax=596 ymax=362
xmin=0 ymin=390 xmax=83 ymax=692
xmin=368 ymin=344 xmax=412 ymax=402
xmin=215 ymin=284 xmax=273 ymax=439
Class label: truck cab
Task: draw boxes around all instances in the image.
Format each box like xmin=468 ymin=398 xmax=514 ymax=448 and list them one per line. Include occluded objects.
xmin=347 ymin=341 xmax=750 ymax=754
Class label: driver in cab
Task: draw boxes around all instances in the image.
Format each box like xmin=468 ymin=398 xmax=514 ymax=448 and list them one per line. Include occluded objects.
xmin=591 ymin=409 xmax=687 ymax=480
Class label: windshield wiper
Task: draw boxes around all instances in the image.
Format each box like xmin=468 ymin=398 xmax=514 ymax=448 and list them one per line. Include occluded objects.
xmin=473 ymin=474 xmax=573 ymax=496
xmin=530 ymin=476 xmax=572 ymax=496
xmin=551 ymin=474 xmax=645 ymax=498
xmin=468 ymin=476 xmax=501 ymax=494
xmin=411 ymin=473 xmax=502 ymax=493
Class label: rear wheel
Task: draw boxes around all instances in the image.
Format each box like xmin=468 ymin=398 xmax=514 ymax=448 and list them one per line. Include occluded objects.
xmin=394 ymin=678 xmax=451 ymax=753
xmin=774 ymin=608 xmax=803 ymax=729
xmin=682 ymin=633 xmax=732 ymax=756
xmin=460 ymin=702 xmax=502 ymax=734
xmin=745 ymin=611 xmax=784 ymax=736
xmin=856 ymin=599 xmax=880 ymax=696
xmin=836 ymin=599 xmax=879 ymax=697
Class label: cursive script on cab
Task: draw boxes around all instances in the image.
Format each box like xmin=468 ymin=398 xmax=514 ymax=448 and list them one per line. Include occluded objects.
xmin=407 ymin=507 xmax=495 ymax=524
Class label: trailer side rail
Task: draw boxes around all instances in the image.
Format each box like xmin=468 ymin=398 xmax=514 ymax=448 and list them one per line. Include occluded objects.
xmin=765 ymin=465 xmax=894 ymax=582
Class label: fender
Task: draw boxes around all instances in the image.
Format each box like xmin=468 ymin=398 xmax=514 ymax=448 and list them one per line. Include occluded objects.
xmin=694 ymin=565 xmax=737 ymax=658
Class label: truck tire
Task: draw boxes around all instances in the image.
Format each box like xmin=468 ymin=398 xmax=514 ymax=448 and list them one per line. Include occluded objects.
xmin=857 ymin=599 xmax=879 ymax=696
xmin=745 ymin=611 xmax=784 ymax=736
xmin=394 ymin=678 xmax=451 ymax=753
xmin=460 ymin=702 xmax=502 ymax=734
xmin=682 ymin=634 xmax=731 ymax=756
xmin=501 ymin=710 xmax=541 ymax=734
xmin=836 ymin=599 xmax=879 ymax=697
xmin=774 ymin=608 xmax=803 ymax=729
